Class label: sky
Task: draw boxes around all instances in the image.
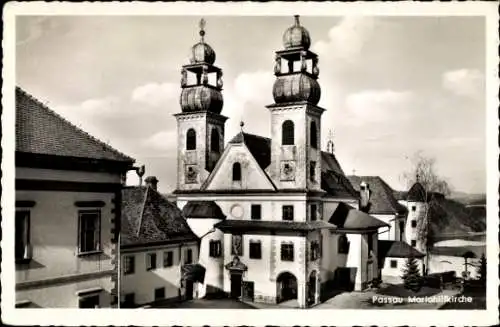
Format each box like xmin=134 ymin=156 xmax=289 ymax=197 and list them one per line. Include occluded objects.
xmin=16 ymin=15 xmax=486 ymax=194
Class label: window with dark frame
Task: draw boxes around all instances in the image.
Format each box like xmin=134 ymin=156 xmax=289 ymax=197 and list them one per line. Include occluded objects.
xmin=411 ymin=205 xmax=416 ymax=211
xmin=310 ymin=121 xmax=318 ymax=149
xmin=232 ymin=162 xmax=242 ymax=181
xmin=186 ymin=128 xmax=196 ymax=150
xmin=231 ymin=234 xmax=243 ymax=256
xmin=367 ymin=233 xmax=374 ymax=256
xmin=338 ymin=234 xmax=349 ymax=254
xmin=282 ymin=120 xmax=295 ymax=145
xmin=411 ymin=220 xmax=417 ymax=228
xmin=310 ymin=204 xmax=317 ymax=221
xmin=411 ymin=240 xmax=417 ymax=247
xmin=15 ymin=211 xmax=30 ymax=262
xmin=249 ymin=240 xmax=262 ymax=259
xmin=124 ymin=293 xmax=135 ymax=308
xmin=390 ymin=260 xmax=398 ymax=268
xmin=184 ymin=248 xmax=193 ymax=264
xmin=163 ymin=251 xmax=174 ymax=267
xmin=154 ymin=287 xmax=165 ymax=300
xmin=281 ymin=243 xmax=294 ymax=261
xmin=282 ymin=205 xmax=294 ymax=221
xmin=146 ymin=252 xmax=157 ymax=270
xmin=309 ymin=161 xmax=316 ymax=182
xmin=251 ymin=204 xmax=262 ymax=220
xmin=209 ymin=240 xmax=222 ymax=257
xmin=78 ymin=210 xmax=100 ymax=254
xmin=123 ymin=255 xmax=135 ymax=275
xmin=79 ymin=294 xmax=100 ymax=308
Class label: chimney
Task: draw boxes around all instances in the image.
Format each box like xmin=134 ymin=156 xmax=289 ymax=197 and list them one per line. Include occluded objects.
xmin=359 ymin=181 xmax=371 ymax=212
xmin=144 ymin=176 xmax=159 ymax=191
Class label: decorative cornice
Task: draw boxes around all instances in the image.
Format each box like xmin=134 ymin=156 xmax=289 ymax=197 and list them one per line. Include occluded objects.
xmin=16 ymin=269 xmax=114 ymax=290
xmin=74 ymin=201 xmax=106 ymax=208
xmin=16 ymin=179 xmax=123 ymax=193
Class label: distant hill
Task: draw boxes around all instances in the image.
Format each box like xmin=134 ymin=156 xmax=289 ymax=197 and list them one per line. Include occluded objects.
xmin=449 ymin=192 xmax=486 ymax=206
xmin=428 ymin=196 xmax=486 ymax=243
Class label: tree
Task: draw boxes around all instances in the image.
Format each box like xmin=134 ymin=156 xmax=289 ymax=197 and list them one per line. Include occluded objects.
xmin=401 ymin=256 xmax=423 ymax=292
xmin=401 ymin=151 xmax=452 ymax=275
xmin=476 ymin=253 xmax=486 ymax=287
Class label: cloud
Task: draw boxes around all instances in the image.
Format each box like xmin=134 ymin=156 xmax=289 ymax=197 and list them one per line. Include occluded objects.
xmin=344 ymin=89 xmax=414 ymax=124
xmin=233 ymin=71 xmax=274 ymax=104
xmin=131 ymin=82 xmax=179 ymax=107
xmin=143 ymin=130 xmax=177 ymax=151
xmin=312 ymin=17 xmax=377 ymax=63
xmin=442 ymin=69 xmax=484 ymax=98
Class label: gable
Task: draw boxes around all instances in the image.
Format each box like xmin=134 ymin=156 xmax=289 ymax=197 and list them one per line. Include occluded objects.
xmin=203 ymin=143 xmax=276 ymax=191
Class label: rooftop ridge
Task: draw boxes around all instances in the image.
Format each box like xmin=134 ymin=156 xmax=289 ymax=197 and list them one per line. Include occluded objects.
xmin=16 ymin=86 xmax=134 ymax=162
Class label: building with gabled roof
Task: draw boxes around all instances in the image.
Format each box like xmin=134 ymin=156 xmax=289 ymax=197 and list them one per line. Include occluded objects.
xmin=170 ymin=16 xmax=390 ymax=308
xmin=15 ymin=87 xmax=135 ymax=308
xmin=120 ymin=177 xmax=199 ymax=307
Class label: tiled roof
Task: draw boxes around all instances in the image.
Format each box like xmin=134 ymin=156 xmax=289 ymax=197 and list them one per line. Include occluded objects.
xmin=321 ymin=151 xmax=344 ymax=175
xmin=182 ymin=201 xmax=226 ymax=219
xmin=229 ymin=132 xmax=271 ymax=169
xmin=321 ymin=170 xmax=359 ymax=198
xmin=121 ymin=186 xmax=198 ymax=247
xmin=215 ymin=219 xmax=335 ymax=233
xmin=347 ymin=176 xmax=407 ymax=214
xmin=378 ymin=240 xmax=425 ymax=261
xmin=16 ymin=87 xmax=134 ymax=162
xmin=328 ymin=202 xmax=388 ymax=231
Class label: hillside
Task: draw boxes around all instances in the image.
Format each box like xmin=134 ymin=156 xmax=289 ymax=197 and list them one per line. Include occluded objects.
xmin=449 ymin=192 xmax=486 ymax=206
xmin=427 ymin=196 xmax=486 ymax=243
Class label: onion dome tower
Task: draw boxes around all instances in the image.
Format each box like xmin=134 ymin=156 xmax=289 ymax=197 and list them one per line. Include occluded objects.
xmin=175 ymin=19 xmax=227 ymax=191
xmin=267 ymin=15 xmax=325 ymax=192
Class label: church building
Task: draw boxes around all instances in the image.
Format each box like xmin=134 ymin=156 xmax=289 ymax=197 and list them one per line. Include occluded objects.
xmin=172 ymin=16 xmax=390 ymax=308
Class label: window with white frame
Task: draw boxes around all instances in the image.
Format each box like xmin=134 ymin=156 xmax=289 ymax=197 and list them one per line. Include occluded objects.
xmin=123 ymin=255 xmax=135 ymax=275
xmin=163 ymin=251 xmax=174 ymax=267
xmin=78 ymin=210 xmax=101 ymax=254
xmin=310 ymin=241 xmax=320 ymax=261
xmin=146 ymin=252 xmax=157 ymax=270
xmin=79 ymin=293 xmax=100 ymax=308
xmin=184 ymin=248 xmax=193 ymax=264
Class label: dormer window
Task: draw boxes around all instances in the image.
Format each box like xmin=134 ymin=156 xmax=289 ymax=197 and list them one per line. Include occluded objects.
xmin=232 ymin=162 xmax=242 ymax=181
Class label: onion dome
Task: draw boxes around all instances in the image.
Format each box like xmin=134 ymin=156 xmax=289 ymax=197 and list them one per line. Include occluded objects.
xmin=190 ymin=18 xmax=216 ymax=65
xmin=180 ymin=85 xmax=223 ymax=114
xmin=272 ymin=74 xmax=321 ymax=105
xmin=283 ymin=15 xmax=311 ymax=50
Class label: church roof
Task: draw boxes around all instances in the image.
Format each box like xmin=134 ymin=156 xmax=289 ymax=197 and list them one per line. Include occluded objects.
xmin=347 ymin=175 xmax=407 ymax=215
xmin=328 ymin=202 xmax=389 ymax=231
xmin=227 ymin=132 xmax=357 ymax=198
xmin=215 ymin=219 xmax=335 ymax=233
xmin=16 ymin=87 xmax=134 ymax=163
xmin=229 ymin=132 xmax=272 ymax=169
xmin=182 ymin=201 xmax=226 ymax=219
xmin=121 ymin=186 xmax=198 ymax=248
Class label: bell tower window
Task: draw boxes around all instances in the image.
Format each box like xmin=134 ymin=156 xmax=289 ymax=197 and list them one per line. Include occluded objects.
xmin=186 ymin=129 xmax=196 ymax=150
xmin=282 ymin=120 xmax=295 ymax=145
xmin=210 ymin=128 xmax=220 ymax=152
xmin=232 ymin=162 xmax=242 ymax=181
xmin=310 ymin=121 xmax=317 ymax=149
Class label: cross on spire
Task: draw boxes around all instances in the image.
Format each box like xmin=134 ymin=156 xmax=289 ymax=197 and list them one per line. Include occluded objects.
xmin=326 ymin=129 xmax=335 ymax=154
xmin=199 ymin=18 xmax=206 ymax=42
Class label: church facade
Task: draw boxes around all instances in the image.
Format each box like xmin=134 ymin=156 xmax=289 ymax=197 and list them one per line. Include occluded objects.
xmin=172 ymin=16 xmax=389 ymax=308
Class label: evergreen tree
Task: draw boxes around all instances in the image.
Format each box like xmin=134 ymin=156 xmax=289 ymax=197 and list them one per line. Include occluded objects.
xmin=476 ymin=253 xmax=486 ymax=287
xmin=401 ymin=256 xmax=423 ymax=292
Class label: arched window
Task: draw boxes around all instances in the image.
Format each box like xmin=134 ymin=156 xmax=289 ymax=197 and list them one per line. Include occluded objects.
xmin=186 ymin=129 xmax=196 ymax=150
xmin=282 ymin=120 xmax=295 ymax=145
xmin=310 ymin=121 xmax=317 ymax=149
xmin=232 ymin=162 xmax=241 ymax=181
xmin=210 ymin=128 xmax=220 ymax=152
